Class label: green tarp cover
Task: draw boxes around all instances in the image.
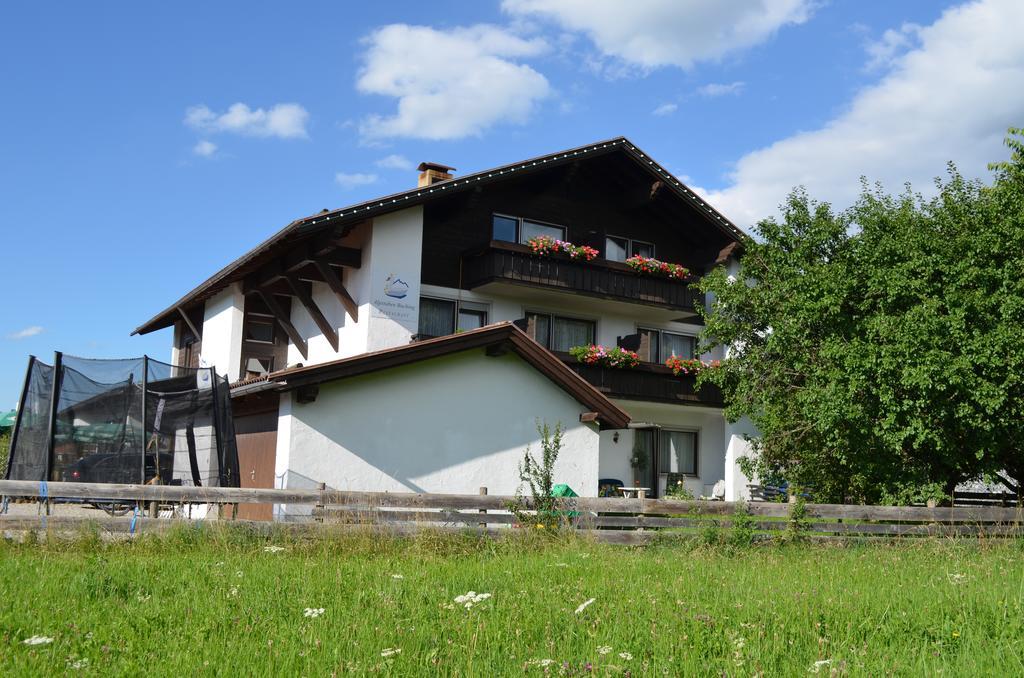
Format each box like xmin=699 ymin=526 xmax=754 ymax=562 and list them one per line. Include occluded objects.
xmin=551 ymin=483 xmax=580 ymax=517
xmin=551 ymin=483 xmax=578 ymax=497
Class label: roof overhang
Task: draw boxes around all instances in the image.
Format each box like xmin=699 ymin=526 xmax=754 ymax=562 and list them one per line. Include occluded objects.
xmin=232 ymin=323 xmax=632 ymax=430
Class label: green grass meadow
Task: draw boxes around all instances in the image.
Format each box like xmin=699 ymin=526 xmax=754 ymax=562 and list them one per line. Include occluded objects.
xmin=1 ymin=527 xmax=1023 ymax=676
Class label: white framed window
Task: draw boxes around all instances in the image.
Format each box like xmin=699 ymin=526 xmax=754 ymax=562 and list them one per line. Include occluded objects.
xmin=418 ymin=297 xmax=489 ymax=337
xmin=637 ymin=327 xmax=696 ymax=363
xmin=525 ymin=311 xmax=595 ymax=352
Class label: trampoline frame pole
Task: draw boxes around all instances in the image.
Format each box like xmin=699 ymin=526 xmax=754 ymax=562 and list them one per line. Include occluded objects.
xmin=4 ymin=355 xmax=35 ymax=480
xmin=43 ymin=351 xmax=63 ymax=485
xmin=141 ymin=355 xmax=148 ymax=486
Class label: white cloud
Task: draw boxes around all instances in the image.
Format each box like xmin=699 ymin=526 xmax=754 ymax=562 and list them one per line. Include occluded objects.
xmin=864 ymin=23 xmax=921 ymax=71
xmin=652 ymin=102 xmax=677 ymax=116
xmin=357 ymin=24 xmax=551 ymax=140
xmin=703 ymin=0 xmax=1024 ymax=227
xmin=375 ymin=154 xmax=414 ymax=170
xmin=184 ymin=102 xmax=309 ymax=139
xmin=698 ymin=81 xmax=745 ymax=97
xmin=335 ymin=172 xmax=378 ymax=190
xmin=502 ymin=0 xmax=813 ymax=70
xmin=192 ymin=140 xmax=217 ymax=157
xmin=8 ymin=326 xmax=43 ymax=340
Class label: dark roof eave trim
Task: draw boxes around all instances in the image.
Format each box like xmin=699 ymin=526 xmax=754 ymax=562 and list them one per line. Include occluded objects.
xmin=246 ymin=323 xmax=631 ymax=430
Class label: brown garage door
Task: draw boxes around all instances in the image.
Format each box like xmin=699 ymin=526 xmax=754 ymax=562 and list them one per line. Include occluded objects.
xmin=234 ymin=411 xmax=277 ymax=521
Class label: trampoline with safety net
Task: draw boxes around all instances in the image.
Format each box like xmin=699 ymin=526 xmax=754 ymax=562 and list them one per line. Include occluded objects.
xmin=5 ymin=353 xmax=239 ymax=502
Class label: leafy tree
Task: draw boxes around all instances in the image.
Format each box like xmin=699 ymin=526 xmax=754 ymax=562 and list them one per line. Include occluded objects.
xmin=698 ymin=130 xmax=1024 ymax=503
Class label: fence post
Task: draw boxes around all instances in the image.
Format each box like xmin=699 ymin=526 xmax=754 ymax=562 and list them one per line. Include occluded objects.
xmin=637 ymin=488 xmax=646 ymax=532
xmin=315 ymin=482 xmax=326 ymax=523
xmin=478 ymin=486 xmax=487 ymax=528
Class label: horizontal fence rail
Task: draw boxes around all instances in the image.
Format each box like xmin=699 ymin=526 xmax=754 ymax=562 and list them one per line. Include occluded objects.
xmin=2 ymin=481 xmax=1022 ymax=542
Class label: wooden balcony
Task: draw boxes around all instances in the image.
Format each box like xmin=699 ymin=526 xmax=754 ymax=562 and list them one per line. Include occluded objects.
xmin=462 ymin=241 xmax=704 ymax=313
xmin=558 ymin=355 xmax=724 ymax=407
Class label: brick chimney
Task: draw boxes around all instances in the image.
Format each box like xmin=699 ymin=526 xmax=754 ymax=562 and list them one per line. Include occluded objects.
xmin=417 ymin=162 xmax=455 ymax=187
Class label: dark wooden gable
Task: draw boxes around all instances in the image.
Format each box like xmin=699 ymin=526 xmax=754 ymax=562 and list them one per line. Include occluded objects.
xmin=421 ymin=150 xmax=736 ymax=290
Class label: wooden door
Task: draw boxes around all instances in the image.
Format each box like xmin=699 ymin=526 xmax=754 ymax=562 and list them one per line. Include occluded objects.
xmin=234 ymin=412 xmax=278 ymax=521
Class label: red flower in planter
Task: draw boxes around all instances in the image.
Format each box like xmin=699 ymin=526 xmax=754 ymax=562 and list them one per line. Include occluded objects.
xmin=625 ymin=255 xmax=690 ymax=280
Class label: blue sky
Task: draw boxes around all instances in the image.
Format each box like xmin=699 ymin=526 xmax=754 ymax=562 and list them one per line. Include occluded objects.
xmin=2 ymin=0 xmax=1022 ymax=404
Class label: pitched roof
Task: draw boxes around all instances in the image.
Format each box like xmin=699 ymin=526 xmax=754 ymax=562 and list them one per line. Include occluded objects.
xmin=233 ymin=322 xmax=632 ymax=430
xmin=133 ymin=137 xmax=745 ymax=336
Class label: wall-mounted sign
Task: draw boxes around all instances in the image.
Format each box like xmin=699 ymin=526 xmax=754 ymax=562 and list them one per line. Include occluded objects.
xmin=383 ymin=273 xmax=410 ymax=299
xmin=371 ymin=272 xmax=417 ymax=329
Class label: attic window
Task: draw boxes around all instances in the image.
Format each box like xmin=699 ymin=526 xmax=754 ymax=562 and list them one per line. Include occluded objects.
xmin=492 ymin=213 xmax=566 ymax=244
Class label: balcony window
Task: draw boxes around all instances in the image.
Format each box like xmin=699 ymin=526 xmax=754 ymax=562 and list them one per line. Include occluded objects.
xmin=638 ymin=327 xmax=695 ymax=362
xmin=492 ymin=214 xmax=518 ymax=242
xmin=526 ymin=312 xmax=595 ymax=352
xmin=492 ymin=213 xmax=567 ymax=245
xmin=520 ymin=219 xmax=565 ymax=244
xmin=606 ymin=235 xmax=656 ymax=261
xmin=605 ymin=236 xmax=628 ymax=262
xmin=419 ymin=297 xmax=489 ymax=337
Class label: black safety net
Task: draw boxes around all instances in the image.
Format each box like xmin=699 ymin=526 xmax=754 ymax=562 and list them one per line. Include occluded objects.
xmin=5 ymin=354 xmax=239 ymax=487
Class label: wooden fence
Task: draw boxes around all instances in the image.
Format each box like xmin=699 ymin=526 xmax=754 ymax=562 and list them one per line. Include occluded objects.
xmin=1 ymin=480 xmax=1022 ymax=544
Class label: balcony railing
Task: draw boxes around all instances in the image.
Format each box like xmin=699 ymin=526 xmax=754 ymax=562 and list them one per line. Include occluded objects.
xmin=462 ymin=241 xmax=704 ymax=313
xmin=558 ymin=354 xmax=724 ymax=407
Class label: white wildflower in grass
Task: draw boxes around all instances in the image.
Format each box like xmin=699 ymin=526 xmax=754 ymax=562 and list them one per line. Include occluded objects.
xmin=391 ymin=574 xmax=404 ymax=579
xmin=574 ymin=598 xmax=596 ymax=614
xmin=68 ymin=658 xmax=89 ymax=670
xmin=229 ymin=586 xmax=239 ymax=598
xmin=948 ymin=572 xmax=966 ymax=584
xmin=809 ymin=659 xmax=832 ymax=673
xmin=618 ymin=652 xmax=633 ymax=661
xmin=303 ymin=607 xmax=325 ymax=618
xmin=452 ymin=591 xmax=492 ymax=609
xmin=263 ymin=546 xmax=285 ymax=553
xmin=526 ymin=658 xmax=556 ymax=667
xmin=597 ymin=645 xmax=612 ymax=655
xmin=23 ymin=635 xmax=54 ymax=646
xmin=235 ymin=571 xmax=244 ymax=578
xmin=381 ymin=647 xmax=401 ymax=658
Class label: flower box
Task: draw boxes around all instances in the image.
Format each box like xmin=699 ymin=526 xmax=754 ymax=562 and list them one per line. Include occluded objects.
xmin=625 ymin=255 xmax=690 ymax=280
xmin=569 ymin=344 xmax=641 ymax=369
xmin=526 ymin=235 xmax=599 ymax=261
xmin=664 ymin=356 xmax=720 ymax=376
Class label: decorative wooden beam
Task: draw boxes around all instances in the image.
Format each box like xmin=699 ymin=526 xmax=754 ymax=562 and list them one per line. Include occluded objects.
xmin=285 ymin=273 xmax=338 ymax=352
xmin=244 ymin=246 xmax=361 ymax=292
xmin=313 ymin=260 xmax=359 ymax=322
xmin=176 ymin=306 xmax=201 ymax=338
xmin=257 ymin=290 xmax=308 ymax=360
xmin=579 ymin=412 xmax=600 ymax=424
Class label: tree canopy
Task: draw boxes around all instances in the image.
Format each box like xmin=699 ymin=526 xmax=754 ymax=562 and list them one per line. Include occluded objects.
xmin=699 ymin=130 xmax=1024 ymax=503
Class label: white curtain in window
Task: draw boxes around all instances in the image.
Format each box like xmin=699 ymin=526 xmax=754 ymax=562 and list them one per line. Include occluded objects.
xmin=662 ymin=333 xmax=695 ymax=360
xmin=659 ymin=431 xmax=696 ymax=474
xmin=551 ymin=317 xmax=594 ymax=352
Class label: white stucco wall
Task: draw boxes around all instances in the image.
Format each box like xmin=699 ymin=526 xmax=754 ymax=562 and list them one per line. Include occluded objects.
xmin=201 ymin=283 xmax=244 ymax=382
xmin=724 ymin=417 xmax=759 ymax=501
xmin=365 ymin=207 xmax=423 ymax=351
xmin=277 ymin=349 xmax=601 ymax=516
